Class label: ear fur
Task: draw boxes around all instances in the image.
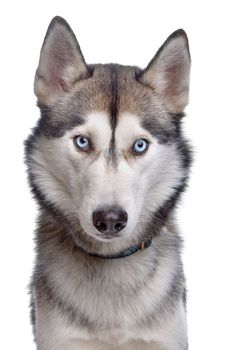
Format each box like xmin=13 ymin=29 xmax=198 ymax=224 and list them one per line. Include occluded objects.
xmin=139 ymin=29 xmax=191 ymax=114
xmin=34 ymin=16 xmax=90 ymax=105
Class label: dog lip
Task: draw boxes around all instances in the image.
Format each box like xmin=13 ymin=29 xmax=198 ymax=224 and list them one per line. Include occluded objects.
xmin=79 ymin=225 xmax=121 ymax=241
xmin=96 ymin=233 xmax=120 ymax=240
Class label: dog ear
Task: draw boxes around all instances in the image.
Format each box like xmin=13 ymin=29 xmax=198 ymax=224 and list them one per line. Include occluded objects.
xmin=139 ymin=29 xmax=191 ymax=114
xmin=34 ymin=16 xmax=90 ymax=105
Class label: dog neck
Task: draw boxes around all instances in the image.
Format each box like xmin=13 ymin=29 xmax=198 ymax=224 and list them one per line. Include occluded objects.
xmin=76 ymin=239 xmax=152 ymax=259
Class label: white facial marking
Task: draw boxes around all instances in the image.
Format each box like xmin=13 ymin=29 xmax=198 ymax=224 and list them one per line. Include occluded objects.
xmin=30 ymin=111 xmax=186 ymax=242
xmin=70 ymin=112 xmax=112 ymax=150
xmin=115 ymin=113 xmax=186 ymax=234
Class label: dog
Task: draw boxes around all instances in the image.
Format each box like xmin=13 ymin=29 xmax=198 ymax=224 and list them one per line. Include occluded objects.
xmin=25 ymin=16 xmax=192 ymax=350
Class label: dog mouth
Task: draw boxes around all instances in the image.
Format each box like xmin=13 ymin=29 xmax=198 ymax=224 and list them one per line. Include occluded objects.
xmin=96 ymin=233 xmax=121 ymax=241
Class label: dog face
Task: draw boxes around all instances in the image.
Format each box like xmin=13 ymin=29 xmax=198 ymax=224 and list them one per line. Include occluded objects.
xmin=26 ymin=17 xmax=191 ymax=242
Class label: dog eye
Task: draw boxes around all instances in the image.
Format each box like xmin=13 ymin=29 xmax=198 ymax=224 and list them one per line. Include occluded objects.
xmin=133 ymin=139 xmax=149 ymax=155
xmin=73 ymin=135 xmax=90 ymax=151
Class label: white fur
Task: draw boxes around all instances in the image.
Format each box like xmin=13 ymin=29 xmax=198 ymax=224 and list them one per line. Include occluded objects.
xmin=30 ymin=21 xmax=190 ymax=350
xmin=30 ymin=111 xmax=186 ymax=245
xmin=30 ymin=110 xmax=187 ymax=348
xmin=35 ymin=228 xmax=187 ymax=350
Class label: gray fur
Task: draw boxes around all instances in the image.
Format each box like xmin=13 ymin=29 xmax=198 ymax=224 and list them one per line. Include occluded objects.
xmin=26 ymin=16 xmax=192 ymax=350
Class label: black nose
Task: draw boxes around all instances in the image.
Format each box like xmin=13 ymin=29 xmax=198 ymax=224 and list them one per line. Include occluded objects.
xmin=93 ymin=207 xmax=128 ymax=235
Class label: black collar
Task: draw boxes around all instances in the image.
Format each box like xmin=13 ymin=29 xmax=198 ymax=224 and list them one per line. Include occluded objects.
xmin=78 ymin=239 xmax=152 ymax=259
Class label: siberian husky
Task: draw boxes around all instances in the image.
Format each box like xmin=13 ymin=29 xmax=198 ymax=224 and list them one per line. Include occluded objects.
xmin=25 ymin=16 xmax=192 ymax=350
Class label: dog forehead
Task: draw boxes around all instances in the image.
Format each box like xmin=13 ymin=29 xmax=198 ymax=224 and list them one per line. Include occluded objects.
xmin=72 ymin=64 xmax=153 ymax=116
xmin=82 ymin=111 xmax=112 ymax=146
xmin=83 ymin=111 xmax=143 ymax=146
xmin=115 ymin=113 xmax=144 ymax=139
xmin=77 ymin=65 xmax=171 ymax=138
xmin=44 ymin=64 xmax=171 ymax=141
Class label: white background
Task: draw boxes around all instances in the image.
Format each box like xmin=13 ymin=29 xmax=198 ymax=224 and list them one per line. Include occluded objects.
xmin=0 ymin=1 xmax=233 ymax=349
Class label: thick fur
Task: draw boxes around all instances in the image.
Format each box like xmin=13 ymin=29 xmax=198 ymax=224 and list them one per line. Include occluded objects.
xmin=25 ymin=16 xmax=192 ymax=350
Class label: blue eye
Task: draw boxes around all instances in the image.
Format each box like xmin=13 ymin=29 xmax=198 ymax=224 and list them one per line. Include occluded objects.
xmin=73 ymin=135 xmax=90 ymax=150
xmin=133 ymin=139 xmax=149 ymax=154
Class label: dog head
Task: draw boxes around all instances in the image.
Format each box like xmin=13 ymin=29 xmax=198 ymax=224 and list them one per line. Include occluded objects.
xmin=26 ymin=17 xmax=191 ymax=243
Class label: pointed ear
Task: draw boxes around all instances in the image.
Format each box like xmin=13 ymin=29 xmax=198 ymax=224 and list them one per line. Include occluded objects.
xmin=34 ymin=16 xmax=90 ymax=105
xmin=139 ymin=29 xmax=191 ymax=114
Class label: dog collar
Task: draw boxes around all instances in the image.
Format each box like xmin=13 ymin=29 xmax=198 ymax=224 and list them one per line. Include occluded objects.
xmin=81 ymin=239 xmax=152 ymax=259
